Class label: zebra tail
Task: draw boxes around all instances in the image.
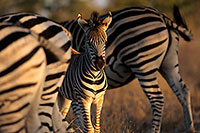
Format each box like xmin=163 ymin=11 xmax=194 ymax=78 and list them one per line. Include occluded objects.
xmin=41 ymin=36 xmax=71 ymax=63
xmin=173 ymin=5 xmax=193 ymax=41
xmin=163 ymin=5 xmax=193 ymax=41
xmin=173 ymin=5 xmax=188 ymax=30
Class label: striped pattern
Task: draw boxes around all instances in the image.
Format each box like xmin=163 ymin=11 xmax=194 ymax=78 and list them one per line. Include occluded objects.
xmin=0 ymin=22 xmax=68 ymax=133
xmin=0 ymin=13 xmax=72 ymax=132
xmin=58 ymin=12 xmax=111 ymax=133
xmin=0 ymin=22 xmax=46 ymax=133
xmin=61 ymin=6 xmax=195 ymax=132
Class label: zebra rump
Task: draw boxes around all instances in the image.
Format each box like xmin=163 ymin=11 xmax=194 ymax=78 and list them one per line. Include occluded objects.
xmin=0 ymin=12 xmax=72 ymax=132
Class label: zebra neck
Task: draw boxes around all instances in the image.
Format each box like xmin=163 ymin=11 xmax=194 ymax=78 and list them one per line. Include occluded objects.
xmin=81 ymin=52 xmax=99 ymax=74
xmin=83 ymin=43 xmax=99 ymax=71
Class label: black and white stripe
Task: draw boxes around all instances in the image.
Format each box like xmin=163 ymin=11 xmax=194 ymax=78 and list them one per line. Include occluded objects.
xmin=0 ymin=13 xmax=72 ymax=132
xmin=61 ymin=6 xmax=195 ymax=132
xmin=58 ymin=12 xmax=112 ymax=133
xmin=0 ymin=21 xmax=70 ymax=132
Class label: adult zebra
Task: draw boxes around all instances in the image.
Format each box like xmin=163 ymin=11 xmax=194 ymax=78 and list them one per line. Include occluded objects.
xmin=0 ymin=22 xmax=70 ymax=133
xmin=58 ymin=12 xmax=112 ymax=133
xmin=61 ymin=6 xmax=195 ymax=132
xmin=0 ymin=13 xmax=72 ymax=132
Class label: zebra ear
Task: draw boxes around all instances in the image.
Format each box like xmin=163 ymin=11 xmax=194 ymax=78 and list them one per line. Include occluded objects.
xmin=101 ymin=11 xmax=112 ymax=31
xmin=77 ymin=14 xmax=90 ymax=32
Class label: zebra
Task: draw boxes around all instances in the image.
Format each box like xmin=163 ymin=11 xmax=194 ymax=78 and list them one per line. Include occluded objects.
xmin=0 ymin=13 xmax=72 ymax=132
xmin=0 ymin=22 xmax=70 ymax=132
xmin=58 ymin=12 xmax=112 ymax=133
xmin=61 ymin=6 xmax=195 ymax=133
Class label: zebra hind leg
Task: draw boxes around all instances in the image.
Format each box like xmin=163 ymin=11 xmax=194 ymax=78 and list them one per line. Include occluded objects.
xmin=138 ymin=75 xmax=164 ymax=133
xmin=52 ymin=94 xmax=74 ymax=132
xmin=57 ymin=92 xmax=72 ymax=119
xmin=160 ymin=61 xmax=195 ymax=132
xmin=160 ymin=30 xmax=195 ymax=133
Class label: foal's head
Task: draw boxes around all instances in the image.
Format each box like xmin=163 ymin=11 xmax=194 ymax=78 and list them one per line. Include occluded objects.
xmin=77 ymin=11 xmax=112 ymax=70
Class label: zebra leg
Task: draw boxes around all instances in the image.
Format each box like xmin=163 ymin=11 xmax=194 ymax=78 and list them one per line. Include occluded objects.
xmin=78 ymin=96 xmax=94 ymax=133
xmin=57 ymin=92 xmax=71 ymax=119
xmin=93 ymin=93 xmax=105 ymax=133
xmin=25 ymin=50 xmax=47 ymax=133
xmin=52 ymin=96 xmax=74 ymax=133
xmin=26 ymin=81 xmax=45 ymax=133
xmin=138 ymin=76 xmax=164 ymax=133
xmin=71 ymin=101 xmax=82 ymax=130
xmin=160 ymin=30 xmax=195 ymax=132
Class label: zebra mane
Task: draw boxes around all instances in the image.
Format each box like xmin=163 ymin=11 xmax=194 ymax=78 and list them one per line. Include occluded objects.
xmin=89 ymin=11 xmax=101 ymax=27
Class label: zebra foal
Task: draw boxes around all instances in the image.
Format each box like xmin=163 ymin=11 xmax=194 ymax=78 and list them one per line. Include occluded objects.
xmin=61 ymin=6 xmax=195 ymax=133
xmin=58 ymin=12 xmax=112 ymax=133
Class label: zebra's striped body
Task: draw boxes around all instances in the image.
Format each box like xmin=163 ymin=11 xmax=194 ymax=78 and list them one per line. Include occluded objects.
xmin=59 ymin=12 xmax=112 ymax=133
xmin=0 ymin=13 xmax=72 ymax=132
xmin=0 ymin=22 xmax=69 ymax=132
xmin=61 ymin=6 xmax=195 ymax=132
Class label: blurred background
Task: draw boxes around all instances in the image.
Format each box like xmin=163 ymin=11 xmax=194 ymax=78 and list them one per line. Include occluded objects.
xmin=0 ymin=0 xmax=199 ymax=132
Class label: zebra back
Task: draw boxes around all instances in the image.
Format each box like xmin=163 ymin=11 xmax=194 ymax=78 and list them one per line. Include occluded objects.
xmin=61 ymin=6 xmax=192 ymax=52
xmin=0 ymin=12 xmax=72 ymax=61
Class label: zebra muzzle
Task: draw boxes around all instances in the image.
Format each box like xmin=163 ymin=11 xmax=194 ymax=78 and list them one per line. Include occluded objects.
xmin=95 ymin=55 xmax=106 ymax=70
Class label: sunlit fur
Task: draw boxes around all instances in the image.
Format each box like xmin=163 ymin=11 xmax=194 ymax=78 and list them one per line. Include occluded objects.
xmin=85 ymin=12 xmax=108 ymax=66
xmin=0 ymin=13 xmax=72 ymax=132
xmin=58 ymin=12 xmax=111 ymax=133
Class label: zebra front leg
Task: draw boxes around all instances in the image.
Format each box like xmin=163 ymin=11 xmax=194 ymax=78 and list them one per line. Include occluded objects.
xmin=78 ymin=96 xmax=94 ymax=133
xmin=93 ymin=93 xmax=105 ymax=133
xmin=71 ymin=101 xmax=82 ymax=130
xmin=138 ymin=77 xmax=164 ymax=133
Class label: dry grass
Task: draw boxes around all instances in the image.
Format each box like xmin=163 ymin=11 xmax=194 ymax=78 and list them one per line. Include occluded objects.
xmin=66 ymin=27 xmax=200 ymax=133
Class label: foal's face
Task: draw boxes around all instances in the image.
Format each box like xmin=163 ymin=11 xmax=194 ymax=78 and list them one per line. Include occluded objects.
xmin=77 ymin=12 xmax=112 ymax=70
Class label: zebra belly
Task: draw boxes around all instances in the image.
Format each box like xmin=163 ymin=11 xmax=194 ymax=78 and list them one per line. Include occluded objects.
xmin=105 ymin=60 xmax=133 ymax=88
